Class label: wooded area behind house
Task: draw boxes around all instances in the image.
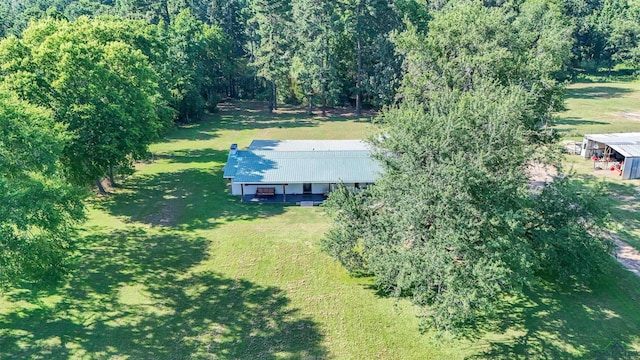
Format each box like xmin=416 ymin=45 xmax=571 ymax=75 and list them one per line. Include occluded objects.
xmin=2 ymin=0 xmax=640 ymax=115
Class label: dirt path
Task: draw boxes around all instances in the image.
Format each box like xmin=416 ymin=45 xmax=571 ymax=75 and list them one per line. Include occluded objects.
xmin=615 ymin=239 xmax=640 ymax=276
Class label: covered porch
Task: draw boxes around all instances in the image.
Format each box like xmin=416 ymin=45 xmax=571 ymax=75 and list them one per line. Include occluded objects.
xmin=242 ymin=193 xmax=327 ymax=205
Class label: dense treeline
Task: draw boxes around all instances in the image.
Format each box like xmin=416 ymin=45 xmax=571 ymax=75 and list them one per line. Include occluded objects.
xmin=0 ymin=89 xmax=85 ymax=284
xmin=2 ymin=0 xmax=640 ymax=113
xmin=0 ymin=0 xmax=407 ymax=113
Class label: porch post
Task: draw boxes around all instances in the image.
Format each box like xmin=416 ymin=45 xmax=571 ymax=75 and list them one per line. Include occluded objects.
xmin=283 ymin=184 xmax=286 ymax=203
xmin=241 ymin=183 xmax=244 ymax=202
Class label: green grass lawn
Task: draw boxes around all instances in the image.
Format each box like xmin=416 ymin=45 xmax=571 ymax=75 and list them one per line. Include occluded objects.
xmin=1 ymin=100 xmax=640 ymax=359
xmin=556 ymin=79 xmax=640 ymax=140
xmin=557 ymin=80 xmax=640 ymax=252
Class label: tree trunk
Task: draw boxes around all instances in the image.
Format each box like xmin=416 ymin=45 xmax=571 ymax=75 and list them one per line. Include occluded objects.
xmin=268 ymin=81 xmax=274 ymax=113
xmin=322 ymin=89 xmax=327 ymax=117
xmin=228 ymin=77 xmax=235 ymax=98
xmin=307 ymin=96 xmax=313 ymax=114
xmin=161 ymin=0 xmax=171 ymax=24
xmin=356 ymin=36 xmax=362 ymax=116
xmin=96 ymin=178 xmax=107 ymax=195
xmin=273 ymin=81 xmax=278 ymax=110
xmin=322 ymin=32 xmax=329 ymax=118
xmin=108 ymin=165 xmax=117 ymax=187
xmin=268 ymin=80 xmax=275 ymax=113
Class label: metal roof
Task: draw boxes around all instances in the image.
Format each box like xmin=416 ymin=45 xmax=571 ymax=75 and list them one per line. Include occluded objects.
xmin=248 ymin=139 xmax=371 ymax=152
xmin=584 ymin=132 xmax=640 ymax=157
xmin=608 ymin=144 xmax=640 ymax=158
xmin=229 ymin=149 xmax=381 ymax=184
xmin=223 ymin=152 xmax=239 ymax=178
xmin=584 ymin=132 xmax=640 ymax=145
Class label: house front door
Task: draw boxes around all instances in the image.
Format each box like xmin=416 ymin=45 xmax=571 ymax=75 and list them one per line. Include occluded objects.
xmin=303 ymin=183 xmax=312 ymax=194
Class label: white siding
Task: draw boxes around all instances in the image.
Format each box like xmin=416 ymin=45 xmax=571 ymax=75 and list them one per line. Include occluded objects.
xmin=232 ymin=183 xmax=305 ymax=195
xmin=231 ymin=183 xmax=242 ymax=196
xmin=581 ymin=139 xmax=606 ymax=158
xmin=580 ymin=139 xmax=589 ymax=158
xmin=230 ymin=182 xmax=374 ymax=196
xmin=286 ymin=183 xmax=304 ymax=195
xmin=312 ymin=183 xmax=330 ymax=194
xmin=241 ymin=184 xmax=286 ymax=195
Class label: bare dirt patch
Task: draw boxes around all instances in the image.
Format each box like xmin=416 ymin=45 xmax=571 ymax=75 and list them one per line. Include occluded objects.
xmin=527 ymin=162 xmax=558 ymax=190
xmin=613 ymin=236 xmax=640 ymax=277
xmin=619 ymin=112 xmax=640 ymax=121
xmin=591 ymin=166 xmax=625 ymax=179
xmin=141 ymin=190 xmax=189 ymax=227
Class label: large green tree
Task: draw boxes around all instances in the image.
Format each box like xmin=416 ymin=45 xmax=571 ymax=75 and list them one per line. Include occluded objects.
xmin=249 ymin=0 xmax=293 ymax=111
xmin=395 ymin=0 xmax=573 ymax=132
xmin=323 ymin=82 xmax=613 ymax=332
xmin=165 ymin=9 xmax=230 ymax=121
xmin=204 ymin=0 xmax=253 ymax=98
xmin=0 ymin=88 xmax=85 ymax=285
xmin=291 ymin=0 xmax=342 ymax=115
xmin=336 ymin=0 xmax=403 ymax=113
xmin=323 ymin=0 xmax=614 ymax=332
xmin=0 ymin=17 xmax=173 ymax=191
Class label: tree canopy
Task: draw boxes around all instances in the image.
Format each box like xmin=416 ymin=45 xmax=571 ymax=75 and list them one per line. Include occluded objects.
xmin=0 ymin=5 xmax=230 ymax=284
xmin=2 ymin=0 xmax=638 ymax=113
xmin=0 ymin=88 xmax=85 ymax=285
xmin=0 ymin=17 xmax=173 ymax=189
xmin=322 ymin=0 xmax=615 ymax=332
xmin=323 ymin=84 xmax=613 ymax=331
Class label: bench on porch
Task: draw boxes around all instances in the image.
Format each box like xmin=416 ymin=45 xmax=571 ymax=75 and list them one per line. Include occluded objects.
xmin=256 ymin=187 xmax=276 ymax=197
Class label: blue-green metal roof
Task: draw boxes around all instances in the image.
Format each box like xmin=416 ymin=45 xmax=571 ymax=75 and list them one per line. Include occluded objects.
xmin=223 ymin=152 xmax=239 ymax=178
xmin=249 ymin=139 xmax=370 ymax=151
xmin=227 ymin=149 xmax=381 ymax=184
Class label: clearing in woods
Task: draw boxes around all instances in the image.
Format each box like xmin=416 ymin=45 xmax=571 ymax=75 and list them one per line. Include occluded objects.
xmin=0 ymin=98 xmax=639 ymax=359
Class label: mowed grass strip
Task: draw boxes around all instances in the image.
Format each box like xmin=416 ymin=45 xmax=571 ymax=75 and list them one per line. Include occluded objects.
xmin=0 ymin=100 xmax=639 ymax=359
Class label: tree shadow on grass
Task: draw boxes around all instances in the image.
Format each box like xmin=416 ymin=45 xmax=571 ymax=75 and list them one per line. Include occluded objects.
xmin=153 ymin=148 xmax=226 ymax=164
xmin=162 ymin=105 xmax=318 ymax=143
xmin=217 ymin=100 xmax=374 ymax=122
xmin=0 ymin=228 xmax=326 ymax=359
xmin=566 ymin=86 xmax=634 ymax=100
xmin=554 ymin=117 xmax=609 ymax=127
xmin=468 ymin=265 xmax=640 ymax=359
xmin=573 ymin=68 xmax=638 ymax=83
xmin=95 ymin=149 xmax=287 ymax=230
xmin=164 ymin=103 xmax=318 ymax=143
xmin=602 ymin=181 xmax=640 ymax=251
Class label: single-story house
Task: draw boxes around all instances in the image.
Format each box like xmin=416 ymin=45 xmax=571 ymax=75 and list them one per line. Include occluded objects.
xmin=580 ymin=132 xmax=640 ymax=179
xmin=223 ymin=140 xmax=381 ymax=202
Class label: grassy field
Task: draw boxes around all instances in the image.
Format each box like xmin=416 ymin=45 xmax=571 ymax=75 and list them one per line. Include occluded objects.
xmin=1 ymin=100 xmax=640 ymax=359
xmin=556 ymin=78 xmax=640 ymax=140
xmin=557 ymin=78 xmax=640 ymax=251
